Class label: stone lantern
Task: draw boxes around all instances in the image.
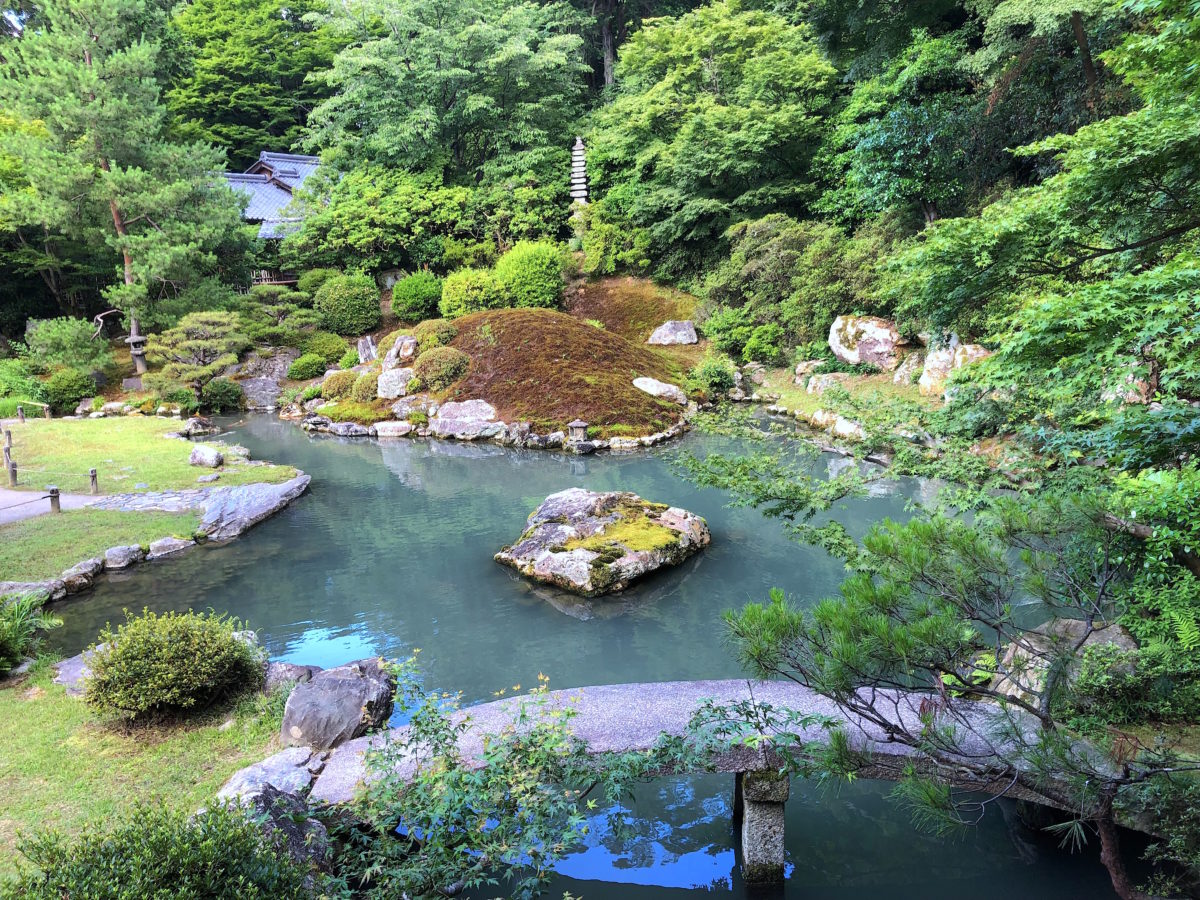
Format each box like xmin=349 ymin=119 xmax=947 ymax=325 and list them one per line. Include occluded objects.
xmin=125 ymin=333 xmax=148 ymax=375
xmin=568 ymin=419 xmax=589 ymax=443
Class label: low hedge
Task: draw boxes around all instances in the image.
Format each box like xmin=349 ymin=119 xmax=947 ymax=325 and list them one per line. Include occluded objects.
xmin=84 ymin=610 xmax=264 ymax=721
xmin=413 ymin=319 xmax=457 ymax=352
xmin=314 ymin=273 xmax=381 ymax=335
xmin=391 ymin=271 xmax=443 ymax=322
xmin=413 ymin=346 xmax=470 ymax=392
xmin=438 ymin=268 xmax=508 ymax=319
xmin=351 ymin=371 xmax=380 ymax=402
xmin=321 ymin=369 xmax=357 ymax=400
xmin=286 ymin=353 xmax=327 ymax=381
xmin=200 ymin=377 xmax=245 ymax=412
xmin=302 ymin=330 xmax=348 ymax=364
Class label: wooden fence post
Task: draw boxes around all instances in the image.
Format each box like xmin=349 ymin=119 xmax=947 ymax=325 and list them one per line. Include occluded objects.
xmin=7 ymin=461 xmax=16 ymax=487
xmin=3 ymin=429 xmax=10 ymax=448
xmin=48 ymin=486 xmax=60 ymax=513
xmin=89 ymin=468 xmax=99 ymax=494
xmin=16 ymin=405 xmax=25 ymax=424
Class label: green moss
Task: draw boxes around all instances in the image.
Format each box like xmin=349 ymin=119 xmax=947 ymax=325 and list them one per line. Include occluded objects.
xmin=565 ymin=509 xmax=680 ymax=553
xmin=322 ymin=401 xmax=391 ymax=424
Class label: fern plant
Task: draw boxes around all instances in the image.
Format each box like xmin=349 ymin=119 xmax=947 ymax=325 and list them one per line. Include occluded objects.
xmin=0 ymin=593 xmax=63 ymax=675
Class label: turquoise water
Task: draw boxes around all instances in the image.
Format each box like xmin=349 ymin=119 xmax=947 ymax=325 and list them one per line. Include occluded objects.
xmin=52 ymin=415 xmax=1123 ymax=897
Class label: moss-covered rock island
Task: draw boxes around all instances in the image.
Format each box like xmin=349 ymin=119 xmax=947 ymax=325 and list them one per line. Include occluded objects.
xmin=495 ymin=488 xmax=710 ymax=596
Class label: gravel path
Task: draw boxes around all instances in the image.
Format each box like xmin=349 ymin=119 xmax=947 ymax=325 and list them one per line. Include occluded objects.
xmin=0 ymin=487 xmax=96 ymax=526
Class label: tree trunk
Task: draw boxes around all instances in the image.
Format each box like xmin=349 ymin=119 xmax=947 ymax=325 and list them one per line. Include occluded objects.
xmin=1096 ymin=800 xmax=1144 ymax=900
xmin=601 ymin=15 xmax=616 ymax=88
xmin=921 ymin=200 xmax=940 ymax=225
xmin=1070 ymin=12 xmax=1099 ymax=94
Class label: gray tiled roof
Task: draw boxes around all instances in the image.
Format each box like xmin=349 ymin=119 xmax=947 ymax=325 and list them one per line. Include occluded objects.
xmin=223 ymin=151 xmax=320 ymax=240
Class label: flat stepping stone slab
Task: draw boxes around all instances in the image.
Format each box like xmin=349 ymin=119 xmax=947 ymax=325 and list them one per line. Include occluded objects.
xmin=495 ymin=488 xmax=710 ymax=597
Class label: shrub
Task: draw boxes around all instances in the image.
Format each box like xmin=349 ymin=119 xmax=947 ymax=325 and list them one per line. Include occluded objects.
xmin=687 ymin=355 xmax=737 ymax=397
xmin=391 ymin=271 xmax=444 ymax=322
xmin=44 ymin=368 xmax=96 ymax=413
xmin=162 ymin=387 xmax=201 ymax=414
xmin=0 ymin=359 xmax=45 ymax=401
xmin=302 ymin=330 xmax=348 ymax=364
xmin=200 ymin=377 xmax=245 ymax=412
xmin=296 ymin=267 xmax=340 ymax=295
xmin=742 ymin=323 xmax=786 ymax=364
xmin=351 ymin=371 xmax=380 ymax=402
xmin=238 ymin=302 xmax=320 ymax=347
xmin=299 ymin=383 xmax=323 ymax=402
xmin=0 ymin=593 xmax=62 ymax=676
xmin=24 ymin=317 xmax=113 ymax=372
xmin=3 ymin=803 xmax=316 ymax=899
xmin=413 ymin=318 xmax=458 ymax=352
xmin=438 ymin=268 xmax=508 ymax=318
xmin=84 ymin=609 xmax=264 ymax=720
xmin=700 ymin=305 xmax=755 ymax=358
xmin=321 ymin=369 xmax=357 ymax=400
xmin=314 ymin=273 xmax=381 ymax=335
xmin=494 ymin=241 xmax=564 ymax=309
xmin=286 ymin=353 xmax=327 ymax=381
xmin=323 ymin=401 xmax=391 ymax=424
xmin=413 ymin=346 xmax=470 ymax=392
xmin=338 ymin=347 xmax=360 ymax=369
xmin=0 ymin=398 xmax=47 ymax=419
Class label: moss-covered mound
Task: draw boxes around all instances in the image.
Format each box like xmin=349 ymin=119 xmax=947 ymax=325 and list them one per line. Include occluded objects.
xmin=447 ymin=308 xmax=686 ymax=435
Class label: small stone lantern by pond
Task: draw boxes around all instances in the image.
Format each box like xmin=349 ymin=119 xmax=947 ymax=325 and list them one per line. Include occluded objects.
xmin=568 ymin=419 xmax=589 ymax=443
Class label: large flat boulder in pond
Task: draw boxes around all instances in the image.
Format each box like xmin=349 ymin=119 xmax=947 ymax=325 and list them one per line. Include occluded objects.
xmin=647 ymin=320 xmax=698 ymax=345
xmin=828 ymin=315 xmax=908 ymax=371
xmin=495 ymin=488 xmax=710 ymax=597
xmin=281 ymin=658 xmax=396 ymax=751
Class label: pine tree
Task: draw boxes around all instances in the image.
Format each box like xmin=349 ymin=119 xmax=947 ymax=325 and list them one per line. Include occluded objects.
xmin=0 ymin=0 xmax=247 ymax=372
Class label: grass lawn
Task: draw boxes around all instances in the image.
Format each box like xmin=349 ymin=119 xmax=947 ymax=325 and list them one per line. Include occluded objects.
xmin=0 ymin=661 xmax=283 ymax=875
xmin=0 ymin=508 xmax=201 ymax=582
xmin=2 ymin=417 xmax=296 ymax=494
xmin=764 ymin=368 xmax=937 ymax=420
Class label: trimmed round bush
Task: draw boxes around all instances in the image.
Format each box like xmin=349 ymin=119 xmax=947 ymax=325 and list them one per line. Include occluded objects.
xmin=314 ymin=273 xmax=381 ymax=335
xmin=391 ymin=271 xmax=443 ymax=322
xmin=286 ymin=353 xmax=326 ymax=381
xmin=321 ymin=369 xmax=357 ymax=400
xmin=413 ymin=318 xmax=458 ymax=352
xmin=302 ymin=330 xmax=348 ymax=364
xmin=84 ymin=610 xmax=264 ymax=720
xmin=351 ymin=371 xmax=380 ymax=402
xmin=44 ymin=367 xmax=96 ymax=413
xmin=5 ymin=803 xmax=316 ymax=899
xmin=438 ymin=268 xmax=508 ymax=318
xmin=296 ymin=267 xmax=340 ymax=295
xmin=687 ymin=355 xmax=737 ymax=397
xmin=413 ymin=346 xmax=470 ymax=392
xmin=494 ymin=241 xmax=564 ymax=309
xmin=200 ymin=377 xmax=244 ymax=412
xmin=338 ymin=347 xmax=360 ymax=369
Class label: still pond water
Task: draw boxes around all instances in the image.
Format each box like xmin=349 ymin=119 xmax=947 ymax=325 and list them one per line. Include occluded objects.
xmin=54 ymin=415 xmax=1121 ymax=898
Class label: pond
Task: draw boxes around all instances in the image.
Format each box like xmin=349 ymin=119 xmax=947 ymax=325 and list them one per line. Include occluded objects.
xmin=52 ymin=414 xmax=1122 ymax=898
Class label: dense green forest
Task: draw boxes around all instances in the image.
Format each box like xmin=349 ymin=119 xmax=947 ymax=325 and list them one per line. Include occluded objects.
xmin=2 ymin=0 xmax=1200 ymax=897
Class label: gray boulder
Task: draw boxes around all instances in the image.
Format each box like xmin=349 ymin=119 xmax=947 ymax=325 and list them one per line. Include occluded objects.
xmin=246 ymin=785 xmax=331 ymax=875
xmin=377 ymin=367 xmax=416 ymax=400
xmin=217 ymin=747 xmax=319 ymax=801
xmin=373 ymin=421 xmax=414 ymax=439
xmin=196 ymin=473 xmax=220 ymax=484
xmin=357 ymin=335 xmax=378 ymax=364
xmin=632 ymin=376 xmax=687 ymax=405
xmin=382 ymin=335 xmax=418 ymax=370
xmin=61 ymin=557 xmax=104 ymax=593
xmin=265 ymin=662 xmax=323 ymax=695
xmin=54 ymin=648 xmax=100 ymax=697
xmin=647 ymin=320 xmax=698 ymax=345
xmin=179 ymin=416 xmax=219 ymax=437
xmin=104 ymin=544 xmax=144 ymax=569
xmin=495 ymin=488 xmax=711 ymax=597
xmin=189 ymin=445 xmax=224 ymax=468
xmin=430 ymin=399 xmax=501 ymax=440
xmin=281 ymin=658 xmax=396 ymax=751
xmin=147 ymin=535 xmax=196 ymax=559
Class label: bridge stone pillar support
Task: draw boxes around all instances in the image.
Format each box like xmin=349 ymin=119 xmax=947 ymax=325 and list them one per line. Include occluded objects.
xmin=735 ymin=769 xmax=789 ymax=884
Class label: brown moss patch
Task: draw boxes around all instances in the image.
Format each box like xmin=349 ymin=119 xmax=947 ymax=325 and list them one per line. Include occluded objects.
xmin=446 ymin=308 xmax=685 ymax=435
xmin=566 ymin=276 xmax=705 ymax=369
